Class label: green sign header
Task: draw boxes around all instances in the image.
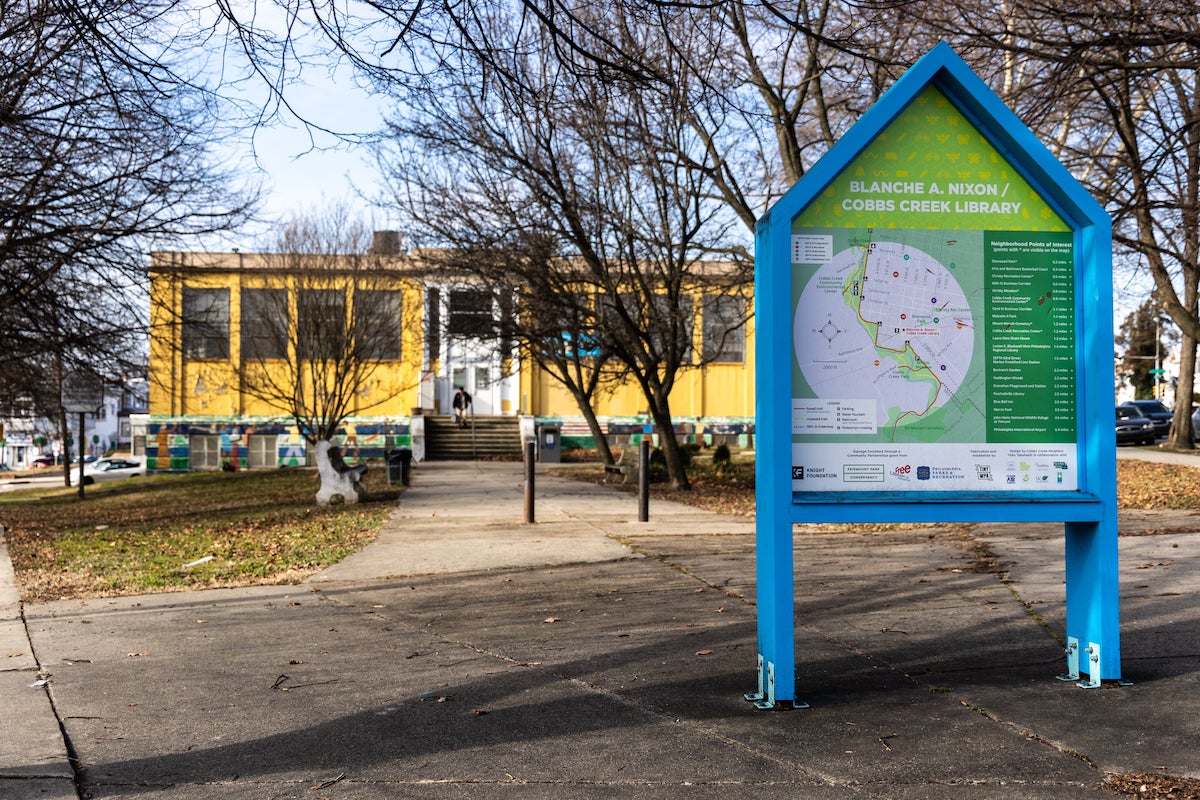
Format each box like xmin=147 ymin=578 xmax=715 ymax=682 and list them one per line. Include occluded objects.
xmin=798 ymin=86 xmax=1069 ymax=232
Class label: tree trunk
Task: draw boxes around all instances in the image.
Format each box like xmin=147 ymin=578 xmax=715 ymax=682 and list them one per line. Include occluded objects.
xmin=57 ymin=405 xmax=71 ymax=487
xmin=644 ymin=397 xmax=690 ymax=490
xmin=1168 ymin=332 xmax=1197 ymax=449
xmin=575 ymin=395 xmax=616 ymax=466
xmin=551 ymin=356 xmax=618 ymax=466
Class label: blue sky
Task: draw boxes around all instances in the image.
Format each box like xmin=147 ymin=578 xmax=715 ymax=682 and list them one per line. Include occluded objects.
xmin=200 ymin=4 xmax=396 ymax=251
xmin=229 ymin=72 xmax=392 ymax=246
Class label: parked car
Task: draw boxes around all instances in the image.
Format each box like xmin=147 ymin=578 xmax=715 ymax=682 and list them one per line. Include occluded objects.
xmin=1116 ymin=405 xmax=1156 ymax=446
xmin=68 ymin=457 xmax=145 ymax=486
xmin=30 ymin=456 xmax=56 ymax=468
xmin=1119 ymin=399 xmax=1172 ymax=438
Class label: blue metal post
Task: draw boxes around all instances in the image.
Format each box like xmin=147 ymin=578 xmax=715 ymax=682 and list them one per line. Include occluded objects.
xmin=1063 ymin=221 xmax=1120 ymax=681
xmin=749 ymin=210 xmax=798 ymax=709
xmin=1064 ymin=520 xmax=1121 ymax=680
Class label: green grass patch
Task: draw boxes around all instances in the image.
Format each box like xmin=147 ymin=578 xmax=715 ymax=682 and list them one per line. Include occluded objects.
xmin=0 ymin=468 xmax=400 ymax=602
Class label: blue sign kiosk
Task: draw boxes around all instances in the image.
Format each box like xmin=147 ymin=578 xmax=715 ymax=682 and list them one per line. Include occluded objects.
xmin=751 ymin=43 xmax=1118 ymax=709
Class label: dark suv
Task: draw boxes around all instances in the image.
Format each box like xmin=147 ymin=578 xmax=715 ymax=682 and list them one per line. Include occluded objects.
xmin=1120 ymin=400 xmax=1172 ymax=438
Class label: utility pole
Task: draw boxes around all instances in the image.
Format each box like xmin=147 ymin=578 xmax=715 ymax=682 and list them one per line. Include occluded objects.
xmin=1155 ymin=317 xmax=1162 ymax=400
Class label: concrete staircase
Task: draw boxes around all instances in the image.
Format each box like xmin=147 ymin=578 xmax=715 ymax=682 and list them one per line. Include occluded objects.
xmin=422 ymin=415 xmax=523 ymax=460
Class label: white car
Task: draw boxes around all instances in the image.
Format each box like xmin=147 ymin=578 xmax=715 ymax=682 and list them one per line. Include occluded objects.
xmin=69 ymin=457 xmax=145 ymax=486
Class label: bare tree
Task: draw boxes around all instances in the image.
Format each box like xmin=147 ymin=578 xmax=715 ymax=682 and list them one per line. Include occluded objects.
xmin=934 ymin=1 xmax=1200 ymax=447
xmin=380 ymin=3 xmax=752 ymax=488
xmin=204 ymin=0 xmax=1200 ymax=458
xmin=415 ymin=235 xmax=629 ymax=467
xmin=0 ymin=1 xmax=258 ymax=482
xmin=237 ymin=207 xmax=420 ymax=503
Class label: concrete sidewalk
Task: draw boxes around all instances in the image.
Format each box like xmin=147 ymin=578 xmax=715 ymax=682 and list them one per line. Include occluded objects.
xmin=2 ymin=460 xmax=1200 ymax=798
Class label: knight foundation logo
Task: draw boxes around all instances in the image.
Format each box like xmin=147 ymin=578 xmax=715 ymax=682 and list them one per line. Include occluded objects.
xmin=792 ymin=466 xmax=804 ymax=480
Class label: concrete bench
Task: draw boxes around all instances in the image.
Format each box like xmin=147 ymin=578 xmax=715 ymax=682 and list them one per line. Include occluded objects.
xmin=316 ymin=441 xmax=368 ymax=505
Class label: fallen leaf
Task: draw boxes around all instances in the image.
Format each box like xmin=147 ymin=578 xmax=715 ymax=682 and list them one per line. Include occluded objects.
xmin=543 ymin=617 xmax=559 ymax=623
xmin=695 ymin=649 xmax=713 ymax=656
xmin=127 ymin=652 xmax=148 ymax=658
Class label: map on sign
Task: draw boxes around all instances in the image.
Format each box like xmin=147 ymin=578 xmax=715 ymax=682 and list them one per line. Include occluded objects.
xmin=792 ymin=231 xmax=986 ymax=443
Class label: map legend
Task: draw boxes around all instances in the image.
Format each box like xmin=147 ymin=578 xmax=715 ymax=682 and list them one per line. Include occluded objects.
xmin=793 ymin=399 xmax=877 ymax=434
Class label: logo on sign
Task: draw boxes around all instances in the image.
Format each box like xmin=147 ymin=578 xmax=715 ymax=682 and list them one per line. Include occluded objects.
xmin=792 ymin=466 xmax=805 ymax=480
xmin=916 ymin=466 xmax=931 ymax=480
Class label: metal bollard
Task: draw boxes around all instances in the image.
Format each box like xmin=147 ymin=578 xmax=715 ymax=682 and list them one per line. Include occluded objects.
xmin=524 ymin=441 xmax=536 ymax=524
xmin=638 ymin=437 xmax=649 ymax=522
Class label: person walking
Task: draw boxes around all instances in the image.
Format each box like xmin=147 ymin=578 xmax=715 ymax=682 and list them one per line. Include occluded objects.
xmin=452 ymin=386 xmax=472 ymax=427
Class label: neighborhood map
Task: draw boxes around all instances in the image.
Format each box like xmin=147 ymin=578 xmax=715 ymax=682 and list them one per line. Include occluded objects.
xmin=792 ymin=231 xmax=986 ymax=444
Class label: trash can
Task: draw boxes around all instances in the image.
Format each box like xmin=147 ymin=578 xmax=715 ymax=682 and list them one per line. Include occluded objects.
xmin=538 ymin=426 xmax=561 ymax=463
xmin=387 ymin=448 xmax=413 ymax=486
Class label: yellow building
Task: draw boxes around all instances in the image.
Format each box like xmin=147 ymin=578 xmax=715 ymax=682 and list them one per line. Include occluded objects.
xmin=145 ymin=244 xmax=755 ymax=468
xmin=147 ymin=247 xmax=424 ymax=469
xmin=522 ymin=291 xmax=756 ymax=445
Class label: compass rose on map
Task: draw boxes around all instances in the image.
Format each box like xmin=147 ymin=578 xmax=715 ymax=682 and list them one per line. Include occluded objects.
xmin=815 ymin=317 xmax=843 ymax=346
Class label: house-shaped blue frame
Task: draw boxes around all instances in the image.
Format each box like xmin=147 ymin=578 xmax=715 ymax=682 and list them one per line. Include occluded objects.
xmin=751 ymin=43 xmax=1117 ymax=709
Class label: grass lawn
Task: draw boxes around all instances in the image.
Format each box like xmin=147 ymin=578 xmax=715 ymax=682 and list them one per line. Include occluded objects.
xmin=2 ymin=455 xmax=1195 ymax=604
xmin=0 ymin=468 xmax=400 ymax=602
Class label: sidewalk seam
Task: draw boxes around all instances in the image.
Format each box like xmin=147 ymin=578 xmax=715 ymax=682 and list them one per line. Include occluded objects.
xmin=2 ymin=523 xmax=83 ymax=798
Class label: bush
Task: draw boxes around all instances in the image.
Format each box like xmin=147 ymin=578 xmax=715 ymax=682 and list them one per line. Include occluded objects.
xmin=679 ymin=442 xmax=700 ymax=469
xmin=712 ymin=443 xmax=732 ymax=465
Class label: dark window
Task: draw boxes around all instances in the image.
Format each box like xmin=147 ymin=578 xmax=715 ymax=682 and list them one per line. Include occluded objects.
xmin=182 ymin=288 xmax=229 ymax=359
xmin=499 ymin=290 xmax=517 ymax=360
xmin=702 ymin=295 xmax=746 ymax=363
xmin=598 ymin=291 xmax=641 ymax=355
xmin=353 ymin=290 xmax=403 ymax=360
xmin=447 ymin=288 xmax=493 ymax=337
xmin=647 ymin=293 xmax=693 ymax=362
xmin=240 ymin=288 xmax=288 ymax=360
xmin=297 ymin=289 xmax=346 ymax=360
xmin=427 ymin=287 xmax=441 ymax=365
